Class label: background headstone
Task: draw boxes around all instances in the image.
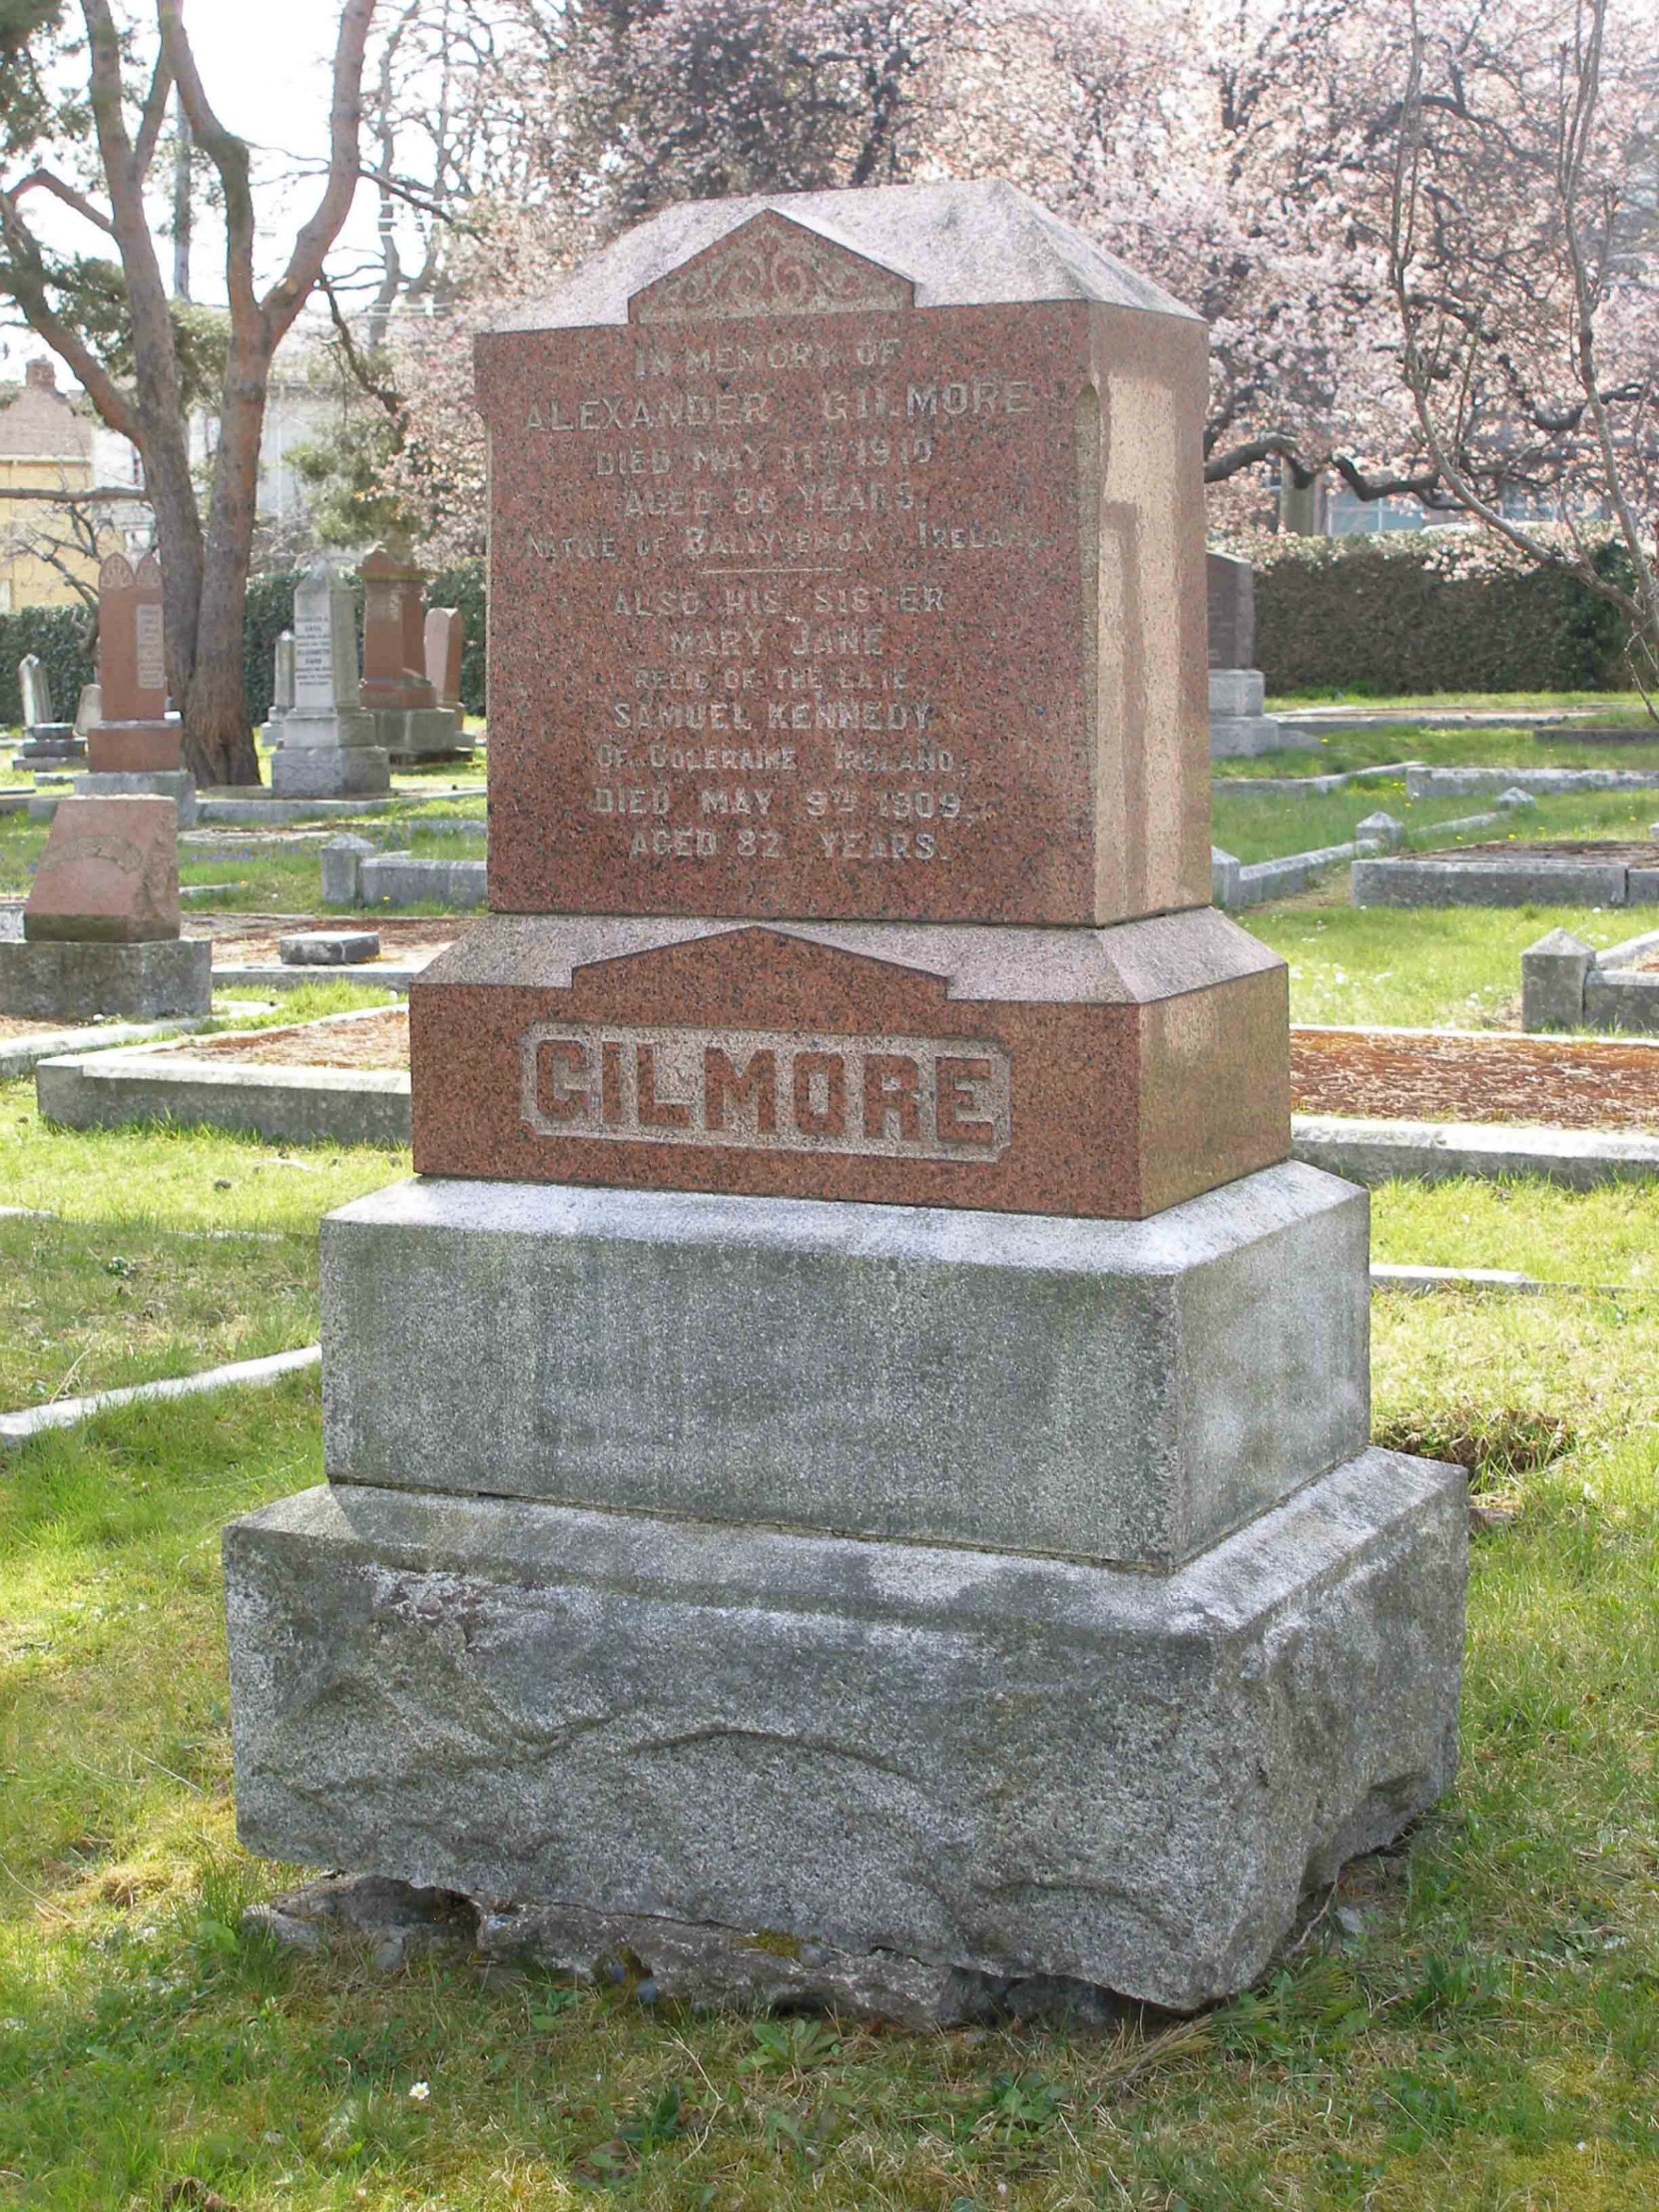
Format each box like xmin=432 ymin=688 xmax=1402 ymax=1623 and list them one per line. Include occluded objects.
xmin=1207 ymin=552 xmax=1255 ymax=670
xmin=423 ymin=607 xmax=465 ymax=711
xmin=358 ymin=547 xmax=466 ymax=761
xmin=273 ymin=632 xmax=295 ymax=717
xmin=16 ymin=655 xmax=82 ymax=762
xmin=19 ymin=654 xmax=51 ymax=729
xmin=24 ymin=794 xmax=181 ymax=942
xmin=97 ymin=552 xmax=168 ymax=724
xmin=86 ymin=552 xmax=184 ymax=777
xmin=269 ymin=561 xmax=388 ymax=799
xmin=1206 ymin=550 xmax=1299 ymax=759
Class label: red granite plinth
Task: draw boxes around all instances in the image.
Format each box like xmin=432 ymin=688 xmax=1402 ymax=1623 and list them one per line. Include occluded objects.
xmin=410 ymin=910 xmax=1289 ymax=1221
xmin=23 ymin=794 xmax=181 ymax=944
xmin=87 ymin=721 xmax=184 ymax=774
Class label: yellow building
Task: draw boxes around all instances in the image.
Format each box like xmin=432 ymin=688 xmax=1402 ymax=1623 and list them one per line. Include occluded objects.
xmin=0 ymin=359 xmax=98 ymax=613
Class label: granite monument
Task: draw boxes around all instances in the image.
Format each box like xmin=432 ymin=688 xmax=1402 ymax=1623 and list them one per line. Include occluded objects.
xmin=0 ymin=794 xmax=211 ymax=1017
xmin=1207 ymin=551 xmax=1302 ymax=759
xmin=359 ymin=547 xmax=468 ymax=762
xmin=78 ymin=553 xmax=197 ymax=821
xmin=269 ymin=561 xmax=389 ymax=799
xmin=423 ymin=605 xmax=465 ymax=712
xmin=225 ymin=183 xmax=1465 ymax=2017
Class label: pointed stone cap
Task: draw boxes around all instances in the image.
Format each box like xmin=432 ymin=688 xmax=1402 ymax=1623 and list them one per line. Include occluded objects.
xmin=492 ymin=181 xmax=1201 ymax=331
xmin=1497 ymin=788 xmax=1539 ymax=811
xmin=1523 ymin=928 xmax=1594 ymax=961
xmin=1356 ymin=811 xmax=1403 ymax=841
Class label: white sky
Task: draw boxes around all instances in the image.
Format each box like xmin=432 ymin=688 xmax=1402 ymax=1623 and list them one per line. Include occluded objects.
xmin=2 ymin=0 xmax=411 ymax=379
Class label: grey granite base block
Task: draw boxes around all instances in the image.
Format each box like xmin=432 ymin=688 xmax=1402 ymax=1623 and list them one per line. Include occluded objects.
xmin=1210 ymin=668 xmax=1266 ymax=718
xmin=71 ymin=769 xmax=199 ymax=828
xmin=250 ymin=1873 xmax=1127 ymax=2028
xmin=320 ymin=1166 xmax=1370 ymax=1569
xmin=0 ymin=936 xmax=212 ymax=1020
xmin=273 ymin=745 xmax=391 ymax=799
xmin=224 ymin=1449 xmax=1466 ymax=2012
xmin=374 ymin=707 xmax=470 ymax=760
xmin=19 ymin=727 xmax=84 ymax=762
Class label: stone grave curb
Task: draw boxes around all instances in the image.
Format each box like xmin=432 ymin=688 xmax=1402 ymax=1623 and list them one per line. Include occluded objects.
xmin=0 ymin=1013 xmax=210 ymax=1081
xmin=1354 ymin=853 xmax=1659 ymax=909
xmin=1292 ymin=1113 xmax=1659 ymax=1189
xmin=35 ymin=1004 xmax=411 ymax=1148
xmin=0 ymin=1344 xmax=321 ymax=1454
xmin=1212 ymin=761 xmax=1423 ymax=800
xmin=213 ymin=961 xmax=429 ymax=996
xmin=1522 ymin=923 xmax=1659 ymax=1035
xmin=1405 ymin=765 xmax=1659 ymax=798
xmin=198 ymin=789 xmax=485 ymax=827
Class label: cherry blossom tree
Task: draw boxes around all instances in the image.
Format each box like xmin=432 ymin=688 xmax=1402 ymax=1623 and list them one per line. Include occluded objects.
xmin=1386 ymin=0 xmax=1657 ymax=692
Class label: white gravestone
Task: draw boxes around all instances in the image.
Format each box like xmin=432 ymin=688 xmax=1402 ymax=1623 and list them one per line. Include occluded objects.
xmin=17 ymin=653 xmax=82 ymax=762
xmin=268 ymin=562 xmax=389 ymax=799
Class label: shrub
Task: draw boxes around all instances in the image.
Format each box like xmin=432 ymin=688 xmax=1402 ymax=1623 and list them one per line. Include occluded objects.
xmin=0 ymin=602 xmax=96 ymax=727
xmin=1244 ymin=533 xmax=1634 ymax=696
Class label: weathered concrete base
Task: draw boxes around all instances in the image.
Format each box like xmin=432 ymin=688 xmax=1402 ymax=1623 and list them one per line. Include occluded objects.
xmin=249 ymin=1874 xmax=1129 ymax=2028
xmin=272 ymin=743 xmax=392 ymax=799
xmin=374 ymin=706 xmax=469 ymax=760
xmin=70 ymin=769 xmax=199 ymax=828
xmin=225 ymin=1449 xmax=1464 ymax=2013
xmin=36 ymin=1045 xmax=410 ymax=1146
xmin=0 ymin=936 xmax=211 ymax=1020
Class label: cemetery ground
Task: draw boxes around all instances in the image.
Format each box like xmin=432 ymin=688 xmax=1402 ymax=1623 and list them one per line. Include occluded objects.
xmin=4 ymin=694 xmax=1659 ymax=2204
xmin=1 ymin=1091 xmax=1658 ymax=2205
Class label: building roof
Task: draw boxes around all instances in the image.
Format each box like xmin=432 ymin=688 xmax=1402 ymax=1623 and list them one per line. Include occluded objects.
xmin=492 ymin=180 xmax=1201 ymax=332
xmin=0 ymin=361 xmax=95 ymax=463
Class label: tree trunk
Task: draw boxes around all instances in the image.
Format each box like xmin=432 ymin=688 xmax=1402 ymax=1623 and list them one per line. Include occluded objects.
xmin=184 ymin=323 xmax=270 ymax=787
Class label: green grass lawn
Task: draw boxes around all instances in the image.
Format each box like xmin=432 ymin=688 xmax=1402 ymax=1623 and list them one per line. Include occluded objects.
xmin=2 ymin=1245 xmax=1657 ymax=2205
xmin=1250 ymin=902 xmax=1646 ymax=1029
xmin=0 ymin=1062 xmax=1657 ymax=2203
xmin=1235 ymin=708 xmax=1659 ymax=781
xmin=0 ymin=1072 xmax=409 ymax=1409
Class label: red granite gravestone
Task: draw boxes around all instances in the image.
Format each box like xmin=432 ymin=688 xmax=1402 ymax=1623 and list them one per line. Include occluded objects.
xmin=24 ymin=794 xmax=181 ymax=943
xmin=359 ymin=546 xmax=439 ymax=713
xmin=86 ymin=553 xmax=183 ymax=773
xmin=413 ymin=188 xmax=1290 ymax=1218
xmin=1206 ymin=552 xmax=1256 ymax=672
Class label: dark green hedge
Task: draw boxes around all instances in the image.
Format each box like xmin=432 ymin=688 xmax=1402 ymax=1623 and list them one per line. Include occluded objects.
xmin=1254 ymin=538 xmax=1634 ymax=696
xmin=245 ymin=560 xmax=486 ymax=726
xmin=0 ymin=603 xmax=96 ymax=728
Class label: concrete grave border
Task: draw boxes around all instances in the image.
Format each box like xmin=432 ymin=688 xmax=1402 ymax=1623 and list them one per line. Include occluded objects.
xmin=36 ymin=1003 xmax=411 ymax=1148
